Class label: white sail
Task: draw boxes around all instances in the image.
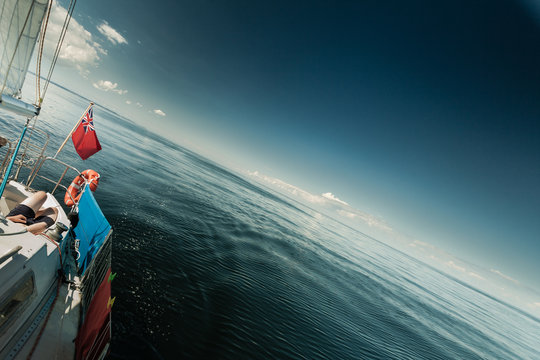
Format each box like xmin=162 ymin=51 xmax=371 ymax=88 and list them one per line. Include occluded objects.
xmin=0 ymin=0 xmax=48 ymax=115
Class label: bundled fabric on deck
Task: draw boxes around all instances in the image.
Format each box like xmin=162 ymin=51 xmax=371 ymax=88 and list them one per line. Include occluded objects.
xmin=73 ymin=184 xmax=111 ymax=275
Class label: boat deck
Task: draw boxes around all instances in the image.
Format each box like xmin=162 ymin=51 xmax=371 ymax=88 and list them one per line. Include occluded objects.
xmin=0 ymin=181 xmax=81 ymax=359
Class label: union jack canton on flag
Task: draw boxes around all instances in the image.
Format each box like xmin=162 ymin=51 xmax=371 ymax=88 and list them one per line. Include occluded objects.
xmin=81 ymin=107 xmax=96 ymax=133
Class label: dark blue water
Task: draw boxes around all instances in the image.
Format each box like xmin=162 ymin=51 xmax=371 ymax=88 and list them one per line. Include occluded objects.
xmin=2 ymin=82 xmax=540 ymax=359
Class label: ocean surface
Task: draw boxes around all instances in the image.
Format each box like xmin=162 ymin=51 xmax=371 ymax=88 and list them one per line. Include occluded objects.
xmin=2 ymin=82 xmax=540 ymax=359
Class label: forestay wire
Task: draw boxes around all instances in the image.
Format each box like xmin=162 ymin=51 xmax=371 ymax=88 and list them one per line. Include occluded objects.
xmin=35 ymin=0 xmax=53 ymax=106
xmin=38 ymin=0 xmax=78 ymax=107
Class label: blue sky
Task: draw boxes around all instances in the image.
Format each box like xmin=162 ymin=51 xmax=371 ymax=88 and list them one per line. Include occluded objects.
xmin=37 ymin=0 xmax=540 ymax=298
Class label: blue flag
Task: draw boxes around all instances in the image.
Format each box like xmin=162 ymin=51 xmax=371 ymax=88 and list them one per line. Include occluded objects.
xmin=73 ymin=184 xmax=111 ymax=275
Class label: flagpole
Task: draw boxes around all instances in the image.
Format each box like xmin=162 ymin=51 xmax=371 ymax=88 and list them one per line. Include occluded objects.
xmin=53 ymin=102 xmax=93 ymax=159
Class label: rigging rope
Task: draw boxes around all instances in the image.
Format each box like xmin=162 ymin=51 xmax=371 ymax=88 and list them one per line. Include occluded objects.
xmin=35 ymin=0 xmax=53 ymax=107
xmin=40 ymin=0 xmax=78 ymax=105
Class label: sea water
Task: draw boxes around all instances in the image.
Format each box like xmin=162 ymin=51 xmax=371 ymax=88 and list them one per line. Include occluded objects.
xmin=1 ymin=83 xmax=539 ymax=359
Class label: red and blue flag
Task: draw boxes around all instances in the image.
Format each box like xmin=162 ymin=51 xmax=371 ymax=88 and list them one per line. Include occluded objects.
xmin=72 ymin=105 xmax=102 ymax=160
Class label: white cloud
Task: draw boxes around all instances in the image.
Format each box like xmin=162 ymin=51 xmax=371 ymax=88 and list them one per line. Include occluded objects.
xmin=126 ymin=100 xmax=132 ymax=105
xmin=246 ymin=170 xmax=392 ymax=233
xmin=92 ymin=80 xmax=128 ymax=95
xmin=43 ymin=1 xmax=106 ymax=74
xmin=322 ymin=192 xmax=349 ymax=205
xmin=446 ymin=260 xmax=466 ymax=273
xmin=468 ymin=272 xmax=485 ymax=281
xmin=136 ymin=102 xmax=143 ymax=108
xmin=444 ymin=261 xmax=485 ymax=281
xmin=336 ymin=209 xmax=393 ymax=232
xmin=338 ymin=210 xmax=357 ymax=219
xmin=153 ymin=109 xmax=166 ymax=116
xmin=246 ymin=170 xmax=326 ymax=205
xmin=490 ymin=269 xmax=520 ymax=284
xmin=245 ymin=170 xmax=540 ymax=318
xmin=409 ymin=240 xmax=436 ymax=250
xmin=97 ymin=21 xmax=128 ymax=45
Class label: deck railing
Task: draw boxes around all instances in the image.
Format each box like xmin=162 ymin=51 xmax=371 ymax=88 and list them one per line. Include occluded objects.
xmin=0 ymin=137 xmax=14 ymax=178
xmin=27 ymin=156 xmax=81 ymax=196
xmin=0 ymin=126 xmax=50 ymax=186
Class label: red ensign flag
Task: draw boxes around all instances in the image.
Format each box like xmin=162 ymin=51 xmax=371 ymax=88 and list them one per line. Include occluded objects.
xmin=72 ymin=106 xmax=102 ymax=160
